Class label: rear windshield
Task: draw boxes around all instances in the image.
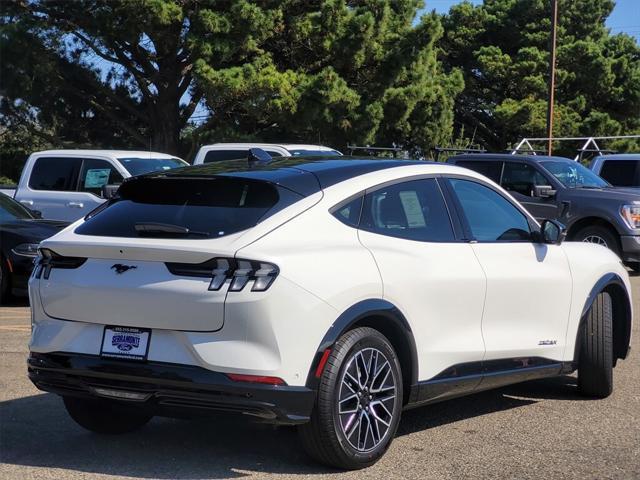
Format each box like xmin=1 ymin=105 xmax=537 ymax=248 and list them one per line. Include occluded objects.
xmin=75 ymin=177 xmax=297 ymax=239
xmin=117 ymin=157 xmax=187 ymax=176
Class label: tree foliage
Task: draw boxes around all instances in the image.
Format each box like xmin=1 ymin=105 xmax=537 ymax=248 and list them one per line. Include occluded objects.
xmin=1 ymin=0 xmax=639 ymax=181
xmin=441 ymin=0 xmax=640 ymax=152
xmin=0 ymin=0 xmax=460 ymax=172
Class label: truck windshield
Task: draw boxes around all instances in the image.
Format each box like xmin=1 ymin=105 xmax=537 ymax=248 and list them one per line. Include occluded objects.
xmin=117 ymin=157 xmax=188 ymax=177
xmin=541 ymin=161 xmax=610 ymax=189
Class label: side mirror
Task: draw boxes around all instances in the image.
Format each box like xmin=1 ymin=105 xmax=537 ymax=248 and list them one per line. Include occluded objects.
xmin=247 ymin=148 xmax=272 ymax=168
xmin=533 ymin=185 xmax=556 ymax=198
xmin=101 ymin=184 xmax=120 ymax=199
xmin=539 ymin=219 xmax=566 ymax=245
xmin=533 ymin=185 xmax=557 ymax=198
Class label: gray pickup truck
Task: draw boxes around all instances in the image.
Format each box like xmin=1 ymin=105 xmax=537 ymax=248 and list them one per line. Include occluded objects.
xmin=448 ymin=153 xmax=640 ymax=270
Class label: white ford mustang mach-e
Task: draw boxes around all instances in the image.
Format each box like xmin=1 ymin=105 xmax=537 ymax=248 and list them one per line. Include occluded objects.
xmin=28 ymin=156 xmax=633 ymax=469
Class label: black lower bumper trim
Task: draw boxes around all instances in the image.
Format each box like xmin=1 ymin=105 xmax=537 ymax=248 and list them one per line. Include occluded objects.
xmin=28 ymin=352 xmax=314 ymax=425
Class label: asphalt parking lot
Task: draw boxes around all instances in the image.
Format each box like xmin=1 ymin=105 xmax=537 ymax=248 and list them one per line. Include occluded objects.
xmin=0 ymin=280 xmax=638 ymax=480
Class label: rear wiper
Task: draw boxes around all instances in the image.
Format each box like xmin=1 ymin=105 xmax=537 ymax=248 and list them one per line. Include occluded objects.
xmin=134 ymin=222 xmax=209 ymax=237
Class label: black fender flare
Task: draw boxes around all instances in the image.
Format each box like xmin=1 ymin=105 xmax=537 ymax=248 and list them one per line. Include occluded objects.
xmin=574 ymin=272 xmax=632 ymax=362
xmin=305 ymin=299 xmax=418 ymax=392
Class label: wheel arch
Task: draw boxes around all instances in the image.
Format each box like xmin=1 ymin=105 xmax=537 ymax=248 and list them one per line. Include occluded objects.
xmin=306 ymin=299 xmax=418 ymax=405
xmin=567 ymin=217 xmax=622 ymax=242
xmin=574 ymin=273 xmax=632 ymax=364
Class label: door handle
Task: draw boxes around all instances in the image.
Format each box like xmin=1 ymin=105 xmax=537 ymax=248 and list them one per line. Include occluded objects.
xmin=19 ymin=200 xmax=34 ymax=206
xmin=67 ymin=201 xmax=84 ymax=208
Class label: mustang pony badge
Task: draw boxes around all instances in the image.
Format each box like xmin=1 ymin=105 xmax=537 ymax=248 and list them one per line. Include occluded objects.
xmin=111 ymin=264 xmax=137 ymax=274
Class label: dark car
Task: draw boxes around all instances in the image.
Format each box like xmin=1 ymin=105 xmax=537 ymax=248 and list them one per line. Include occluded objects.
xmin=0 ymin=193 xmax=68 ymax=301
xmin=448 ymin=154 xmax=640 ymax=270
xmin=590 ymin=154 xmax=640 ymax=188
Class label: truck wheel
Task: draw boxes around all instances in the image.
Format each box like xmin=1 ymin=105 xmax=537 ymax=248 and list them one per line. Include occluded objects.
xmin=63 ymin=396 xmax=152 ymax=434
xmin=577 ymin=291 xmax=613 ymax=398
xmin=574 ymin=226 xmax=620 ymax=257
xmin=299 ymin=327 xmax=403 ymax=470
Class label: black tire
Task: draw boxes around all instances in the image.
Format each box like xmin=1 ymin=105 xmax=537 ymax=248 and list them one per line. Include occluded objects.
xmin=63 ymin=396 xmax=152 ymax=434
xmin=298 ymin=327 xmax=403 ymax=470
xmin=577 ymin=291 xmax=613 ymax=398
xmin=628 ymin=262 xmax=640 ymax=273
xmin=574 ymin=225 xmax=621 ymax=257
xmin=0 ymin=255 xmax=10 ymax=305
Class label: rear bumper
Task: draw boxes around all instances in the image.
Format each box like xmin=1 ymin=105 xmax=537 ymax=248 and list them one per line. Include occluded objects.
xmin=28 ymin=352 xmax=315 ymax=425
xmin=620 ymin=235 xmax=640 ymax=263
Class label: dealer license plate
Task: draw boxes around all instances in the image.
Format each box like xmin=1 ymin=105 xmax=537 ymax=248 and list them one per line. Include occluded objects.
xmin=100 ymin=326 xmax=151 ymax=361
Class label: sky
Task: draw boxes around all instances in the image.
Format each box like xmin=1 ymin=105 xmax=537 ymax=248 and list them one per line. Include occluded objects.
xmin=421 ymin=0 xmax=640 ymax=41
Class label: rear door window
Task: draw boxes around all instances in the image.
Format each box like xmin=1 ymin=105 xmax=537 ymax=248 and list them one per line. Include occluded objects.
xmin=455 ymin=160 xmax=503 ymax=183
xmin=29 ymin=157 xmax=82 ymax=191
xmin=599 ymin=160 xmax=640 ymax=187
xmin=75 ymin=177 xmax=299 ymax=239
xmin=78 ymin=159 xmax=124 ymax=195
xmin=360 ymin=178 xmax=454 ymax=242
xmin=203 ymin=150 xmax=248 ymax=163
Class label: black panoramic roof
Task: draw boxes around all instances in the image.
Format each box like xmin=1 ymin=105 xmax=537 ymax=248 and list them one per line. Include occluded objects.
xmin=451 ymin=153 xmax=573 ymax=163
xmin=139 ymin=156 xmax=426 ymax=196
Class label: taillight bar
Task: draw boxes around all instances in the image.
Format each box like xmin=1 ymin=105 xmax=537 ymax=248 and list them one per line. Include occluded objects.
xmin=165 ymin=257 xmax=279 ymax=292
xmin=34 ymin=248 xmax=87 ymax=279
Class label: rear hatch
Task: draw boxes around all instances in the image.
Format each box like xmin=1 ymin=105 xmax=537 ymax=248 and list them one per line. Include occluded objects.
xmin=36 ymin=175 xmax=305 ymax=332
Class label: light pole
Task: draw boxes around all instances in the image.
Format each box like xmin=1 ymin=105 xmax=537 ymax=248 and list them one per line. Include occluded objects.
xmin=546 ymin=0 xmax=559 ymax=155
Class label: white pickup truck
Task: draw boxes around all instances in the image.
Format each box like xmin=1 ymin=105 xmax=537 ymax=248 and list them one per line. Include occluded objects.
xmin=192 ymin=143 xmax=341 ymax=164
xmin=11 ymin=150 xmax=187 ymax=221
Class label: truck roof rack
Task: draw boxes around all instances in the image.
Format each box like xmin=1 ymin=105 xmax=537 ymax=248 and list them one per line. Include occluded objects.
xmin=432 ymin=147 xmax=486 ymax=162
xmin=347 ymin=145 xmax=404 ymax=157
xmin=511 ymin=135 xmax=639 ymax=161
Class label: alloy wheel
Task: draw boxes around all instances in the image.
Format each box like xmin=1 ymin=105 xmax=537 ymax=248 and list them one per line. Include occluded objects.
xmin=337 ymin=347 xmax=397 ymax=452
xmin=583 ymin=235 xmax=608 ymax=247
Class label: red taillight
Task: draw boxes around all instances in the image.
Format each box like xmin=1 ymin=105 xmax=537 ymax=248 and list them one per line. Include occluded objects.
xmin=226 ymin=373 xmax=286 ymax=386
xmin=315 ymin=349 xmax=332 ymax=378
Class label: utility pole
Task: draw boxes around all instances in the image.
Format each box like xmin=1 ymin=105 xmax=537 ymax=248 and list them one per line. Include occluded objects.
xmin=546 ymin=0 xmax=559 ymax=155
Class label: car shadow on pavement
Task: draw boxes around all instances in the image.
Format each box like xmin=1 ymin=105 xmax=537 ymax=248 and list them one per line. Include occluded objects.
xmin=0 ymin=375 xmax=585 ymax=478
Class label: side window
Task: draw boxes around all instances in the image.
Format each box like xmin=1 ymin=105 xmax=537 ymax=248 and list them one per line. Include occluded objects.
xmin=360 ymin=179 xmax=454 ymax=242
xmin=449 ymin=179 xmax=531 ymax=242
xmin=332 ymin=195 xmax=363 ymax=227
xmin=599 ymin=160 xmax=639 ymax=187
xmin=203 ymin=150 xmax=247 ymax=163
xmin=29 ymin=157 xmax=82 ymax=191
xmin=455 ymin=161 xmax=503 ymax=183
xmin=501 ymin=162 xmax=549 ymax=197
xmin=78 ymin=159 xmax=124 ymax=196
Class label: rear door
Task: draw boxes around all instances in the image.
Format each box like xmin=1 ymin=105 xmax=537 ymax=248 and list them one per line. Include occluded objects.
xmin=16 ymin=156 xmax=82 ymax=221
xmin=445 ymin=176 xmax=572 ymax=363
xmin=16 ymin=156 xmax=123 ymax=221
xmin=356 ymin=177 xmax=487 ymax=384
